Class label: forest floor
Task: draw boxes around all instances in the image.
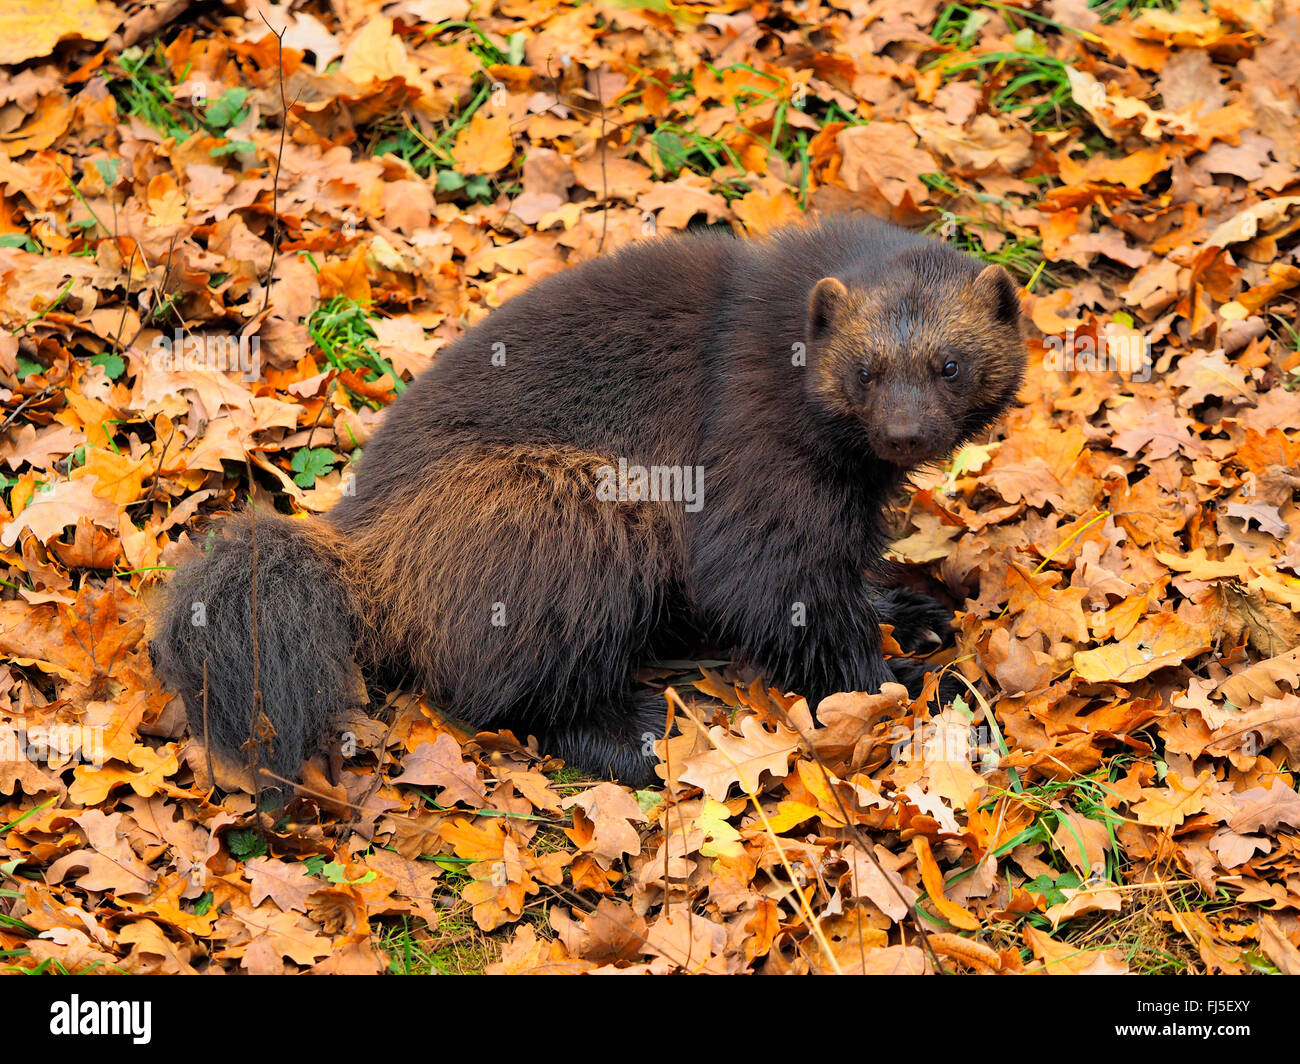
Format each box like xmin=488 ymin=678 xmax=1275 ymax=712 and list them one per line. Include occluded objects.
xmin=1 ymin=0 xmax=1299 ymax=974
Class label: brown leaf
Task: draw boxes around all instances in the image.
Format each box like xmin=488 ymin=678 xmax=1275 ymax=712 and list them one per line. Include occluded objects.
xmin=677 ymin=713 xmax=800 ymax=799
xmin=452 ymin=110 xmax=515 ymax=175
xmin=392 ymin=731 xmax=487 ymax=807
xmin=1218 ymin=647 xmax=1300 ymax=707
xmin=837 ymin=122 xmax=936 ymax=208
xmin=1258 ymin=915 xmax=1300 ymax=975
xmin=246 ymin=857 xmax=319 ymax=913
xmin=563 ymin=782 xmax=647 ymax=868
xmin=1006 ymin=563 xmax=1090 ymax=645
xmin=1227 ymin=780 xmax=1300 ymax=834
xmin=1024 ymin=924 xmax=1129 ymax=974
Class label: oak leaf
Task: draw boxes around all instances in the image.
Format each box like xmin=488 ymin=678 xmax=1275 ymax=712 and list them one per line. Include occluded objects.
xmin=1073 ymin=612 xmax=1211 ymax=684
xmin=678 ymin=712 xmax=800 ymax=799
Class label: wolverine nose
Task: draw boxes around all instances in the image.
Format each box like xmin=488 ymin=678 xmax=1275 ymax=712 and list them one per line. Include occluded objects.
xmin=883 ymin=423 xmax=926 ymax=455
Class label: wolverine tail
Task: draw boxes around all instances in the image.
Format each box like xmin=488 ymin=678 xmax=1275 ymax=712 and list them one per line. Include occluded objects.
xmin=149 ymin=510 xmax=362 ymax=784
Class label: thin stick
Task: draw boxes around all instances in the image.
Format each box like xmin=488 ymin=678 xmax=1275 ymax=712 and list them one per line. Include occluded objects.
xmin=594 ymin=64 xmax=609 ymax=253
xmin=692 ymin=675 xmax=944 ymax=974
xmin=202 ymin=658 xmax=215 ymax=796
xmin=247 ymin=500 xmax=265 ymax=833
xmin=0 ymin=385 xmax=55 ymax=433
xmin=259 ymin=11 xmax=289 ymax=315
xmin=665 ymin=688 xmax=846 ymax=974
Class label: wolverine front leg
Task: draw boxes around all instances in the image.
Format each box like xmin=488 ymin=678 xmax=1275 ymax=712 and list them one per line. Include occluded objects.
xmin=759 ymin=585 xmax=896 ymax=707
xmin=700 ymin=568 xmax=895 ymax=709
xmin=692 ymin=481 xmax=899 ymax=709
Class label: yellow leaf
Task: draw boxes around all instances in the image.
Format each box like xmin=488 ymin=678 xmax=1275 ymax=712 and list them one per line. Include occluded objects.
xmin=0 ymin=0 xmax=116 ymax=66
xmin=1073 ymin=612 xmax=1210 ymax=684
xmin=764 ymin=800 xmax=824 ymax=832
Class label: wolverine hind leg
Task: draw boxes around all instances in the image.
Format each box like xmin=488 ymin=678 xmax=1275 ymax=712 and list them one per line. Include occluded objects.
xmin=542 ymin=688 xmax=671 ymax=788
xmin=352 ymin=445 xmax=681 ymax=782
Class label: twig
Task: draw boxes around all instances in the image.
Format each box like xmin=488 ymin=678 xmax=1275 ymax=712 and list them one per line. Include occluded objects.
xmin=337 ymin=708 xmax=400 ymax=849
xmin=110 ymin=243 xmax=141 ymax=358
xmin=302 ymin=380 xmax=334 ymax=452
xmin=247 ymin=499 xmax=266 ymax=836
xmin=202 ymin=658 xmax=215 ymax=798
xmin=259 ymin=12 xmax=289 ymax=315
xmin=665 ymin=688 xmax=849 ymax=974
xmin=594 ymin=65 xmax=609 ymax=253
xmin=0 ymin=385 xmax=55 ymax=433
xmin=134 ymin=420 xmax=177 ymax=512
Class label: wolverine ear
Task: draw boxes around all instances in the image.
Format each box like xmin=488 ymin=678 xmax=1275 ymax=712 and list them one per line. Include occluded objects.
xmin=808 ymin=277 xmax=849 ymax=338
xmin=972 ymin=264 xmax=1022 ymax=327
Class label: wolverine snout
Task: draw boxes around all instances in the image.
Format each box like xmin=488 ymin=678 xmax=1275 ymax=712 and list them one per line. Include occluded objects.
xmin=871 ymin=417 xmax=948 ymax=465
xmin=885 ymin=421 xmax=925 ymax=452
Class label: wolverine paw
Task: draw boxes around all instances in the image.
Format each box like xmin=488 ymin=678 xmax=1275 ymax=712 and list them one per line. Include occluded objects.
xmin=875 ymin=586 xmax=955 ymax=655
xmin=541 ymin=690 xmax=669 ymax=789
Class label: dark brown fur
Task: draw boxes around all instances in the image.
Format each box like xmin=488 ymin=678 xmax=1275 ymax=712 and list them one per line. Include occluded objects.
xmin=150 ymin=214 xmax=1027 ymax=787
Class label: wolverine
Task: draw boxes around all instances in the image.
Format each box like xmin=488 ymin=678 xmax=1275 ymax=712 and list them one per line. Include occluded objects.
xmin=151 ymin=214 xmax=1027 ymax=787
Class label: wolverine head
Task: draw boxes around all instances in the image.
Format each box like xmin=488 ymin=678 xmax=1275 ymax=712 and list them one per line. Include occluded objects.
xmin=806 ymin=246 xmax=1027 ymax=467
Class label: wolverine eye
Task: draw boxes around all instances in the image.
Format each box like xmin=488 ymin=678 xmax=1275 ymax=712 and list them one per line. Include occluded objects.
xmin=859 ymin=368 xmax=872 ymax=384
xmin=941 ymin=359 xmax=960 ymax=379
